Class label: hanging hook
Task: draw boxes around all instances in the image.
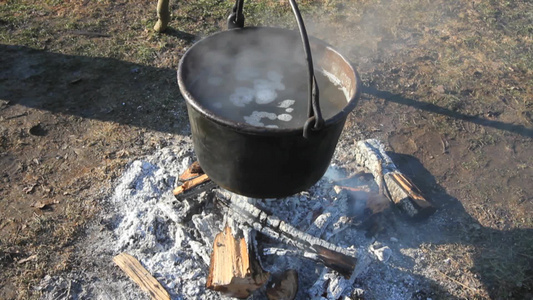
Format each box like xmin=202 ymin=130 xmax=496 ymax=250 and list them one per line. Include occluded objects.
xmin=228 ymin=0 xmax=245 ymax=29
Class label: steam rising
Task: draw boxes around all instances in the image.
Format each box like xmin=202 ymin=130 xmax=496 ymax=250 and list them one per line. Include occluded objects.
xmin=186 ymin=28 xmax=351 ymax=129
xmin=229 ymin=87 xmax=254 ymax=107
xmin=255 ymin=89 xmax=278 ymax=105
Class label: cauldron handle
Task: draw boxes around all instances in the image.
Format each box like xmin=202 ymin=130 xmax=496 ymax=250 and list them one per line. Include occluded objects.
xmin=288 ymin=0 xmax=325 ymax=138
xmin=227 ymin=0 xmax=325 ymax=138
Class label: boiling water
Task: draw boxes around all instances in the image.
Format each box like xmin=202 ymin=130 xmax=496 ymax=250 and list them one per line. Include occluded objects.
xmin=190 ymin=60 xmax=350 ymax=129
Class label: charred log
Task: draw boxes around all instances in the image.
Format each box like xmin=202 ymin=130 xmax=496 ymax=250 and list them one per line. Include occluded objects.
xmin=215 ymin=190 xmax=357 ymax=278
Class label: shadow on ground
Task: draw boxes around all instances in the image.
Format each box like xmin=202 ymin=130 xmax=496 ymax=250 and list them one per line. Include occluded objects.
xmin=1 ymin=44 xmax=531 ymax=299
xmin=364 ymin=87 xmax=533 ymax=138
xmin=386 ymin=153 xmax=532 ymax=299
xmin=0 ymin=44 xmax=190 ymax=135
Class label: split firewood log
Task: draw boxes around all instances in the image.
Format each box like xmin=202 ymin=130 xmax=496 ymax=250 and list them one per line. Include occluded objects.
xmin=384 ymin=171 xmax=435 ymax=219
xmin=353 ymin=139 xmax=436 ymax=220
xmin=206 ymin=224 xmax=270 ymax=298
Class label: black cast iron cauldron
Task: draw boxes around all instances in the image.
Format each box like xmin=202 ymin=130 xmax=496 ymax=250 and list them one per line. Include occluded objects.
xmin=177 ymin=5 xmax=361 ymax=199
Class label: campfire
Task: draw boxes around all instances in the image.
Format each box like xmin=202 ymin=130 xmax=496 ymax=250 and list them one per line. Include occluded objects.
xmin=108 ymin=139 xmax=434 ymax=300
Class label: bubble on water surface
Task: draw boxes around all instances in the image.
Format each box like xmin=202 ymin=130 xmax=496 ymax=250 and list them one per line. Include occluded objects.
xmin=255 ymin=89 xmax=278 ymax=105
xmin=229 ymin=87 xmax=254 ymax=107
xmin=244 ymin=111 xmax=277 ymax=127
xmin=277 ymin=114 xmax=293 ymax=122
xmin=278 ymin=99 xmax=296 ymax=108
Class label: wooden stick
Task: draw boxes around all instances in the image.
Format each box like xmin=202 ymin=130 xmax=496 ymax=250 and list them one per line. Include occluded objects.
xmin=154 ymin=0 xmax=170 ymax=32
xmin=173 ymin=174 xmax=211 ymax=196
xmin=113 ymin=253 xmax=170 ymax=300
xmin=17 ymin=254 xmax=37 ymax=265
xmin=333 ymin=185 xmax=371 ymax=193
xmin=174 ymin=162 xmax=217 ymax=200
xmin=179 ymin=161 xmax=204 ymax=181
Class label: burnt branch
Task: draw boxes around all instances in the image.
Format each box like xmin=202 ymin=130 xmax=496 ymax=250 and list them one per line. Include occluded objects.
xmin=215 ymin=190 xmax=357 ymax=278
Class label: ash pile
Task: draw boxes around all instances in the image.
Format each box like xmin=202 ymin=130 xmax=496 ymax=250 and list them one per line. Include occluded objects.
xmin=43 ymin=139 xmax=436 ymax=300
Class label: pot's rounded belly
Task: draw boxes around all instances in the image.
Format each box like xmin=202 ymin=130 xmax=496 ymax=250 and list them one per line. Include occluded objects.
xmin=187 ymin=106 xmax=347 ymax=198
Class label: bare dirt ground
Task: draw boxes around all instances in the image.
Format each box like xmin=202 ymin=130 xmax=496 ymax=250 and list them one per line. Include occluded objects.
xmin=0 ymin=0 xmax=531 ymax=299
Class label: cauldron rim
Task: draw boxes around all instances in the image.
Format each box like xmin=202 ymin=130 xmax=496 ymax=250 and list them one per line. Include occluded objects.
xmin=177 ymin=26 xmax=361 ymax=136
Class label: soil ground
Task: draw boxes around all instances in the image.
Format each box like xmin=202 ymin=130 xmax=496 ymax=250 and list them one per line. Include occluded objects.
xmin=0 ymin=0 xmax=531 ymax=299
